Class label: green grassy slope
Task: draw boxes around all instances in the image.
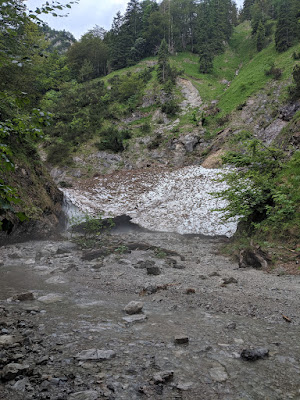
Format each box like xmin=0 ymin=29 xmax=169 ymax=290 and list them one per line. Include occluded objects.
xmin=171 ymin=21 xmax=300 ymax=117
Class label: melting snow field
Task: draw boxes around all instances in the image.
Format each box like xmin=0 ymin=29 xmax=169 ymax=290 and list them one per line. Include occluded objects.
xmin=63 ymin=166 xmax=238 ymax=237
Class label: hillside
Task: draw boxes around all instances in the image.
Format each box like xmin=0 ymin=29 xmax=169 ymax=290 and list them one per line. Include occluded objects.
xmin=1 ymin=3 xmax=299 ymax=258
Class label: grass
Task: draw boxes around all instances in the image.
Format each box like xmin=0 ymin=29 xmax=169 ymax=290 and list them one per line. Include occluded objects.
xmin=169 ymin=21 xmax=300 ymax=119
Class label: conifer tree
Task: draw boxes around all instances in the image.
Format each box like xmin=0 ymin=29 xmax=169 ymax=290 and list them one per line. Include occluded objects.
xmin=157 ymin=39 xmax=169 ymax=82
xmin=275 ymin=0 xmax=299 ymax=52
xmin=256 ymin=20 xmax=266 ymax=51
xmin=199 ymin=45 xmax=213 ymax=74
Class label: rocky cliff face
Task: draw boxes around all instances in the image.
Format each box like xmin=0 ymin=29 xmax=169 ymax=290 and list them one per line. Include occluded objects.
xmin=0 ymin=158 xmax=63 ymax=243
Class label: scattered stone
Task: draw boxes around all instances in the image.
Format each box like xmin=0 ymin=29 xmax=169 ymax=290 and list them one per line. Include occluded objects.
xmin=141 ymin=284 xmax=158 ymax=295
xmin=124 ymin=301 xmax=144 ymax=315
xmin=12 ymin=292 xmax=35 ymax=302
xmin=69 ymin=391 xmax=99 ymax=400
xmin=45 ymin=276 xmax=66 ymax=284
xmin=173 ymin=264 xmax=185 ymax=269
xmin=135 ymin=260 xmax=155 ymax=269
xmin=185 ymin=288 xmax=195 ymax=294
xmin=226 ymin=322 xmax=237 ymax=330
xmin=37 ymin=294 xmax=64 ymax=304
xmin=76 ymin=349 xmax=116 ymax=361
xmin=36 ymin=356 xmax=49 ymax=365
xmin=209 ymin=272 xmax=220 ymax=277
xmin=209 ymin=366 xmax=229 ymax=382
xmin=0 ymin=335 xmax=21 ymax=346
xmin=241 ymin=348 xmax=269 ymax=361
xmin=81 ymin=249 xmax=108 ymax=261
xmin=123 ymin=314 xmax=147 ymax=324
xmin=22 ymin=305 xmax=40 ymax=313
xmin=1 ymin=363 xmax=30 ymax=381
xmin=153 ymin=370 xmax=174 ymax=384
xmin=221 ymin=277 xmax=238 ymax=286
xmin=198 ymin=275 xmax=207 ymax=280
xmin=174 ymin=335 xmax=189 ymax=345
xmin=176 ymin=382 xmax=194 ymax=391
xmin=56 ymin=243 xmax=76 ymax=254
xmin=239 ymin=248 xmax=270 ymax=269
xmin=146 ymin=266 xmax=161 ymax=275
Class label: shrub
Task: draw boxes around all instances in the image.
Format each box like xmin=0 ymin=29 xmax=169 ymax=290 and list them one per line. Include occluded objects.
xmin=161 ymin=100 xmax=180 ymax=116
xmin=265 ymin=63 xmax=282 ymax=80
xmin=140 ymin=122 xmax=151 ymax=134
xmin=47 ymin=142 xmax=72 ymax=165
xmin=95 ymin=126 xmax=131 ymax=153
xmin=213 ymin=135 xmax=300 ymax=238
xmin=293 ymin=51 xmax=300 ymax=61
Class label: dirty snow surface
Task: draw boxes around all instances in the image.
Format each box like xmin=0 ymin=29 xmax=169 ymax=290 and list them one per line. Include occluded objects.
xmin=63 ymin=166 xmax=237 ymax=237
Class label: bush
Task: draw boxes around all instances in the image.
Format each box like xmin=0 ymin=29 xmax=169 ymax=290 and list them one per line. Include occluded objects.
xmin=214 ymin=136 xmax=300 ymax=238
xmin=289 ymin=64 xmax=300 ymax=100
xmin=95 ymin=126 xmax=131 ymax=153
xmin=47 ymin=142 xmax=72 ymax=165
xmin=293 ymin=51 xmax=300 ymax=60
xmin=265 ymin=63 xmax=282 ymax=80
xmin=161 ymin=100 xmax=180 ymax=116
xmin=140 ymin=122 xmax=151 ymax=134
xmin=217 ymin=114 xmax=230 ymax=126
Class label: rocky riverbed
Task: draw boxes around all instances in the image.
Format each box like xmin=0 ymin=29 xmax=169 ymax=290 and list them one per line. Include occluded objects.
xmin=0 ymin=227 xmax=300 ymax=400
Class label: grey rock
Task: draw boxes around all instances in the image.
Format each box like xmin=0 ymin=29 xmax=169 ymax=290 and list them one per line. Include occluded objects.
xmin=239 ymin=248 xmax=270 ymax=269
xmin=76 ymin=349 xmax=116 ymax=361
xmin=12 ymin=292 xmax=35 ymax=302
xmin=241 ymin=348 xmax=269 ymax=361
xmin=147 ymin=266 xmax=161 ymax=275
xmin=153 ymin=370 xmax=174 ymax=384
xmin=174 ymin=335 xmax=189 ymax=345
xmin=226 ymin=322 xmax=237 ymax=330
xmin=11 ymin=378 xmax=31 ymax=392
xmin=221 ymin=277 xmax=238 ymax=285
xmin=37 ymin=294 xmax=64 ymax=304
xmin=124 ymin=301 xmax=144 ymax=315
xmin=69 ymin=391 xmax=99 ymax=400
xmin=209 ymin=366 xmax=228 ymax=382
xmin=135 ymin=260 xmax=155 ymax=269
xmin=1 ymin=363 xmax=30 ymax=381
xmin=123 ymin=314 xmax=147 ymax=324
xmin=56 ymin=244 xmax=75 ymax=254
xmin=176 ymin=382 xmax=194 ymax=391
xmin=0 ymin=335 xmax=21 ymax=346
xmin=180 ymin=133 xmax=199 ymax=152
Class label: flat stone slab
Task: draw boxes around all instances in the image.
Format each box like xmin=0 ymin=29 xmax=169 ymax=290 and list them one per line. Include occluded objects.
xmin=209 ymin=366 xmax=228 ymax=382
xmin=76 ymin=349 xmax=116 ymax=361
xmin=1 ymin=363 xmax=30 ymax=381
xmin=0 ymin=335 xmax=22 ymax=346
xmin=37 ymin=294 xmax=64 ymax=304
xmin=123 ymin=314 xmax=147 ymax=324
xmin=69 ymin=391 xmax=99 ymax=400
xmin=45 ymin=276 xmax=67 ymax=284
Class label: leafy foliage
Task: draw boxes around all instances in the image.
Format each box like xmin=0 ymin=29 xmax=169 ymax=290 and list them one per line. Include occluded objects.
xmin=214 ymin=135 xmax=299 ymax=237
xmin=0 ymin=0 xmax=76 ymax=224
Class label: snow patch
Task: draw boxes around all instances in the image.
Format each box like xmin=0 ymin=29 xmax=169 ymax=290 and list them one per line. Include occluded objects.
xmin=63 ymin=166 xmax=238 ymax=237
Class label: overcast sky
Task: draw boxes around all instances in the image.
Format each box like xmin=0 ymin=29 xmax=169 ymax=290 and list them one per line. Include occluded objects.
xmin=26 ymin=0 xmax=243 ymax=40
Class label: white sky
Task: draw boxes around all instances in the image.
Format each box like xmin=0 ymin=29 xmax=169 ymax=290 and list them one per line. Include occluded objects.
xmin=26 ymin=0 xmax=244 ymax=40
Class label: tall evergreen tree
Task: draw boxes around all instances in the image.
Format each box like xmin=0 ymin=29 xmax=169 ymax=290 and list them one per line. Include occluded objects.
xmin=256 ymin=20 xmax=266 ymax=51
xmin=157 ymin=38 xmax=169 ymax=82
xmin=241 ymin=0 xmax=255 ymax=21
xmin=275 ymin=0 xmax=299 ymax=52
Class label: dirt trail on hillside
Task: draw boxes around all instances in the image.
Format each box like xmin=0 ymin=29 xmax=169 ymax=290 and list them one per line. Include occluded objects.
xmin=0 ymin=229 xmax=300 ymax=400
